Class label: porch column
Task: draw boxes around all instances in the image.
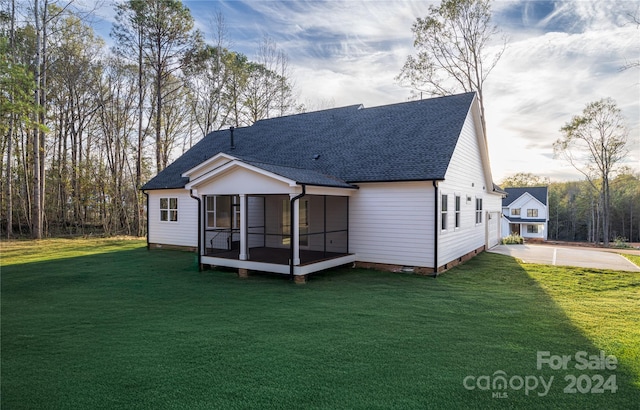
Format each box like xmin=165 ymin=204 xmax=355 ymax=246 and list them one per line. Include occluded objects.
xmin=239 ymin=194 xmax=248 ymax=261
xmin=290 ymin=193 xmax=301 ymax=265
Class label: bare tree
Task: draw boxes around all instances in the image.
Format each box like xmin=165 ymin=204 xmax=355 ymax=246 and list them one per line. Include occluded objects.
xmin=183 ymin=11 xmax=231 ymax=135
xmin=396 ymin=0 xmax=505 ymax=136
xmin=32 ymin=0 xmax=45 ymax=238
xmin=112 ymin=0 xmax=153 ymax=236
xmin=142 ymin=0 xmax=201 ymax=172
xmin=553 ymin=98 xmax=630 ymax=246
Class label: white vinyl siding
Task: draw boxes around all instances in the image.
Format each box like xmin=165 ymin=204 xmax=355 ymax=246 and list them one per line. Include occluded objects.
xmin=148 ymin=189 xmax=198 ymax=247
xmin=350 ymin=181 xmax=435 ymax=268
xmin=507 ymin=194 xmax=547 ymax=220
xmin=438 ymin=108 xmax=502 ymax=266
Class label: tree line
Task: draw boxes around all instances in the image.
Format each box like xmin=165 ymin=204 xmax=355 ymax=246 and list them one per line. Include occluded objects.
xmin=1 ymin=0 xmax=303 ymax=239
xmin=2 ymin=0 xmax=636 ymax=245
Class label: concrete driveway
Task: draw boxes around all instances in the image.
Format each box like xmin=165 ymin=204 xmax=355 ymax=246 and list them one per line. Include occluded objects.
xmin=488 ymin=244 xmax=640 ymax=272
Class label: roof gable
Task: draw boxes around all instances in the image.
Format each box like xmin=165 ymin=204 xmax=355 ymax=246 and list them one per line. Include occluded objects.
xmin=182 ymin=153 xmax=237 ymax=180
xmin=142 ymin=92 xmax=478 ymax=190
xmin=503 ymin=187 xmax=548 ymax=207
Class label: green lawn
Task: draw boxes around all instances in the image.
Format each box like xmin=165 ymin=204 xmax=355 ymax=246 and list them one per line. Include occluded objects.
xmin=622 ymin=253 xmax=640 ymax=268
xmin=2 ymin=238 xmax=639 ymax=409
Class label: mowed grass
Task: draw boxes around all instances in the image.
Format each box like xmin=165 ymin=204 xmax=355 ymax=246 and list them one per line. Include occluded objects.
xmin=622 ymin=253 xmax=640 ymax=268
xmin=1 ymin=239 xmax=639 ymax=409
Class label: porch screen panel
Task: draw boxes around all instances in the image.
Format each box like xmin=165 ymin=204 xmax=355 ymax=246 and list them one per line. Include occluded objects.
xmin=299 ymin=199 xmax=309 ymax=247
xmin=325 ymin=196 xmax=349 ymax=254
xmin=282 ymin=199 xmax=291 ymax=245
xmin=216 ymin=196 xmax=231 ymax=228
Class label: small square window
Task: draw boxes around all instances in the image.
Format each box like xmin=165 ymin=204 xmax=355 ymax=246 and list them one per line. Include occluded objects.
xmin=160 ymin=197 xmax=178 ymax=222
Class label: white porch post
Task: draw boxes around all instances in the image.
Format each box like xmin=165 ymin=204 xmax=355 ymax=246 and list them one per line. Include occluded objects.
xmin=239 ymin=194 xmax=248 ymax=261
xmin=290 ymin=193 xmax=301 ymax=265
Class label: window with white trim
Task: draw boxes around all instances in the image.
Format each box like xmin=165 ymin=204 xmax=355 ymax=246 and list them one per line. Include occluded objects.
xmin=160 ymin=197 xmax=178 ymax=222
xmin=511 ymin=208 xmax=521 ymax=216
xmin=206 ymin=196 xmax=240 ymax=229
xmin=527 ymin=209 xmax=538 ymax=217
xmin=527 ymin=225 xmax=539 ymax=233
xmin=475 ymin=198 xmax=483 ymax=224
xmin=455 ymin=195 xmax=461 ymax=228
xmin=441 ymin=194 xmax=448 ymax=230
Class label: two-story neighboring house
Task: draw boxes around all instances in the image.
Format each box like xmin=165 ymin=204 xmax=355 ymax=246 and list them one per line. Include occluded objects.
xmin=501 ymin=187 xmax=549 ymax=241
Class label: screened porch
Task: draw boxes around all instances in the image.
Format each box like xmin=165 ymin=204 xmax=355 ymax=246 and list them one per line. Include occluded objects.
xmin=199 ymin=193 xmax=355 ymax=276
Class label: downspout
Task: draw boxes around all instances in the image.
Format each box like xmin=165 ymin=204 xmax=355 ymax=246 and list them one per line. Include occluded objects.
xmin=190 ymin=189 xmax=202 ymax=271
xmin=433 ymin=181 xmax=439 ymax=277
xmin=143 ymin=190 xmax=150 ymax=250
xmin=289 ymin=184 xmax=306 ymax=280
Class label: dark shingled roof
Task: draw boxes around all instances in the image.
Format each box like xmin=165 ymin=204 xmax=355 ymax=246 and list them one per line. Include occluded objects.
xmin=502 ymin=187 xmax=548 ymax=206
xmin=242 ymin=161 xmax=356 ymax=189
xmin=142 ymin=92 xmax=476 ymax=190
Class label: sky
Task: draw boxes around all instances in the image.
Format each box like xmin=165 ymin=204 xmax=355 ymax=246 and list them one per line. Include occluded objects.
xmin=89 ymin=0 xmax=640 ymax=183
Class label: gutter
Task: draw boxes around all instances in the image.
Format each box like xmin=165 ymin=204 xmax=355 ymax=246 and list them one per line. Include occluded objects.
xmin=289 ymin=184 xmax=306 ymax=280
xmin=432 ymin=180 xmax=439 ymax=277
xmin=143 ymin=191 xmax=150 ymax=250
xmin=190 ymin=189 xmax=202 ymax=271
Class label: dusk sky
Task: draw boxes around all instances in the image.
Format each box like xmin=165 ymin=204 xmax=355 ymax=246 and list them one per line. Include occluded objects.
xmin=91 ymin=0 xmax=639 ymax=183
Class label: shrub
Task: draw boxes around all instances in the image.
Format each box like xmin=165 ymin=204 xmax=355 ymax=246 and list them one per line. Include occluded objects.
xmin=612 ymin=236 xmax=631 ymax=249
xmin=502 ymin=233 xmax=524 ymax=245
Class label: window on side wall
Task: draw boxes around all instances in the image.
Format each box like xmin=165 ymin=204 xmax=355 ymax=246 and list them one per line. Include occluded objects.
xmin=511 ymin=208 xmax=521 ymax=216
xmin=475 ymin=198 xmax=483 ymax=224
xmin=206 ymin=196 xmax=239 ymax=229
xmin=441 ymin=194 xmax=448 ymax=231
xmin=160 ymin=197 xmax=178 ymax=222
xmin=455 ymin=195 xmax=461 ymax=228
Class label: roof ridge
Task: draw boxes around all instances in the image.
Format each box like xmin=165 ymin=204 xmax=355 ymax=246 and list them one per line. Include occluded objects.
xmin=358 ymin=91 xmax=475 ymax=111
xmin=252 ymin=104 xmax=362 ymax=125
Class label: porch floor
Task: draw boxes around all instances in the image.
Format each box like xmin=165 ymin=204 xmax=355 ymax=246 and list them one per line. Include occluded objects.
xmin=206 ymin=247 xmax=350 ymax=266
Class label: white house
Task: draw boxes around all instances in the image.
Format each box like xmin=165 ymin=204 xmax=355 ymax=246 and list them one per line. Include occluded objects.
xmin=501 ymin=187 xmax=549 ymax=241
xmin=142 ymin=92 xmax=505 ymax=282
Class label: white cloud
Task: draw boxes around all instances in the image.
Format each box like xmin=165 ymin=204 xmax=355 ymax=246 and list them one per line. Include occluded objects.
xmin=484 ymin=21 xmax=639 ymax=182
xmin=276 ymin=0 xmax=639 ymax=182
